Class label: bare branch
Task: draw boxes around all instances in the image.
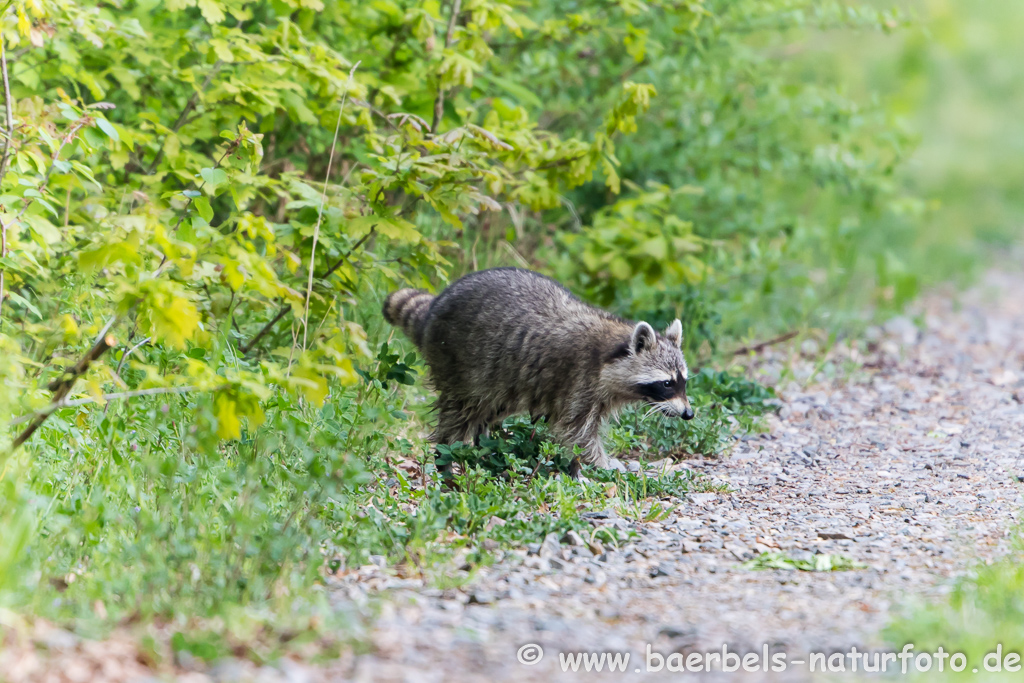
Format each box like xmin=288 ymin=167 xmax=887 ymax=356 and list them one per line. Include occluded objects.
xmin=0 ymin=33 xmax=13 ymax=183
xmin=115 ymin=336 xmax=152 ymax=376
xmin=12 ymin=319 xmax=119 ymax=450
xmin=240 ymin=305 xmax=291 ymax=356
xmin=9 ymin=385 xmax=206 ymax=427
xmin=0 ymin=34 xmax=12 ymax=323
xmin=47 ymin=321 xmax=117 ymax=394
xmin=730 ymin=330 xmax=799 ymax=356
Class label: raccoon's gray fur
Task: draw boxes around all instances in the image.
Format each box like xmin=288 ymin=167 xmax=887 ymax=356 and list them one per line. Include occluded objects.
xmin=383 ymin=267 xmax=693 ymax=472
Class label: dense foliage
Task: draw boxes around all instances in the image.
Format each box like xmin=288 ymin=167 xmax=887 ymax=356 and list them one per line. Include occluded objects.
xmin=0 ymin=0 xmax=978 ymax=651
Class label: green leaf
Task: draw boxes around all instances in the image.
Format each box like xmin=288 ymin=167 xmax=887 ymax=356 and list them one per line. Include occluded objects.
xmin=96 ymin=118 xmax=119 ymax=142
xmin=200 ymin=167 xmax=228 ymax=189
xmin=197 ymin=0 xmax=225 ymax=24
xmin=609 ymin=256 xmax=631 ymax=280
xmin=193 ymin=196 xmax=213 ymax=222
xmin=639 ymin=236 xmax=668 ymax=260
xmin=139 ymin=281 xmax=201 ymax=349
xmin=7 ymin=291 xmax=41 ymax=318
xmin=291 ymin=367 xmax=329 ymax=407
xmin=214 ymin=393 xmax=241 ymax=440
xmin=374 ymin=216 xmax=420 ymax=242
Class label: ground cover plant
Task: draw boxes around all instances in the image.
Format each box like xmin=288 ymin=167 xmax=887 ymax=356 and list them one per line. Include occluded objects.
xmin=744 ymin=552 xmax=866 ymax=573
xmin=0 ymin=0 xmax=982 ymax=664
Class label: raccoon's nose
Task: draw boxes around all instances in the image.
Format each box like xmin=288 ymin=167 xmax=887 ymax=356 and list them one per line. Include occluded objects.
xmin=681 ymin=407 xmax=695 ymax=421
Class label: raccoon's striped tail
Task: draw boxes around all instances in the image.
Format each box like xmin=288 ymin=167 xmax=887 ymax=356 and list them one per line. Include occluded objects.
xmin=383 ymin=289 xmax=435 ymax=347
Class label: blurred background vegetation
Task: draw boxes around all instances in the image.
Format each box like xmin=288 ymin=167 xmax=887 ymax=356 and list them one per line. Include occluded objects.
xmin=0 ymin=0 xmax=1020 ymax=663
xmin=880 ymin=0 xmax=1024 ymax=663
xmin=831 ymin=0 xmax=1024 ymax=285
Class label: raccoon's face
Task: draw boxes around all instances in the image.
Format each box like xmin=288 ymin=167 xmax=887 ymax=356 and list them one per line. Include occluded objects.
xmin=603 ymin=319 xmax=694 ymax=420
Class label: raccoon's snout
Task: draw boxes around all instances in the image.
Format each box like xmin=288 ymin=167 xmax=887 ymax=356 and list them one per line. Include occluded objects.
xmin=658 ymin=397 xmax=694 ymax=420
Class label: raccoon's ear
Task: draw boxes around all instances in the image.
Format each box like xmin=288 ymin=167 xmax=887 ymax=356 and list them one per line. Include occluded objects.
xmin=630 ymin=322 xmax=657 ymax=355
xmin=664 ymin=319 xmax=683 ymax=348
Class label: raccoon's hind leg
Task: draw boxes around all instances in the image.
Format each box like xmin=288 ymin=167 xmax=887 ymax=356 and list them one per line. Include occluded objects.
xmin=431 ymin=395 xmax=489 ymax=481
xmin=432 ymin=396 xmax=487 ymax=446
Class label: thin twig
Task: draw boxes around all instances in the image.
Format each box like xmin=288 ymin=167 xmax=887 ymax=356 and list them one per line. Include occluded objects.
xmin=0 ymin=33 xmax=13 ymax=182
xmin=730 ymin=330 xmax=799 ymax=356
xmin=443 ymin=0 xmax=461 ymax=58
xmin=240 ymin=305 xmax=290 ymax=356
xmin=320 ymin=227 xmax=376 ymax=282
xmin=302 ymin=62 xmax=358 ymax=352
xmin=431 ymin=0 xmax=462 ymax=133
xmin=115 ymin=336 xmax=152 ymax=376
xmin=9 ymin=385 xmax=206 ymax=427
xmin=47 ymin=320 xmax=117 ymax=393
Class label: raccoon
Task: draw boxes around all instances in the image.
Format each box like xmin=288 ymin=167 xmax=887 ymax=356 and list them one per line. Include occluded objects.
xmin=383 ymin=267 xmax=693 ymax=474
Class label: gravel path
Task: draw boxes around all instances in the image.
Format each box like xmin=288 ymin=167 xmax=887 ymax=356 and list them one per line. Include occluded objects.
xmin=331 ymin=269 xmax=1024 ymax=682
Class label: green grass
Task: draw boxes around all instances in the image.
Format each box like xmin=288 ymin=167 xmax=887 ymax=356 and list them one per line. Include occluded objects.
xmin=886 ymin=552 xmax=1024 ymax=679
xmin=744 ymin=552 xmax=866 ymax=572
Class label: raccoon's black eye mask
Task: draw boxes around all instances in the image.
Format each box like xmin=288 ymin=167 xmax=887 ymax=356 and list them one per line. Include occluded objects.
xmin=637 ymin=373 xmax=686 ymax=402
